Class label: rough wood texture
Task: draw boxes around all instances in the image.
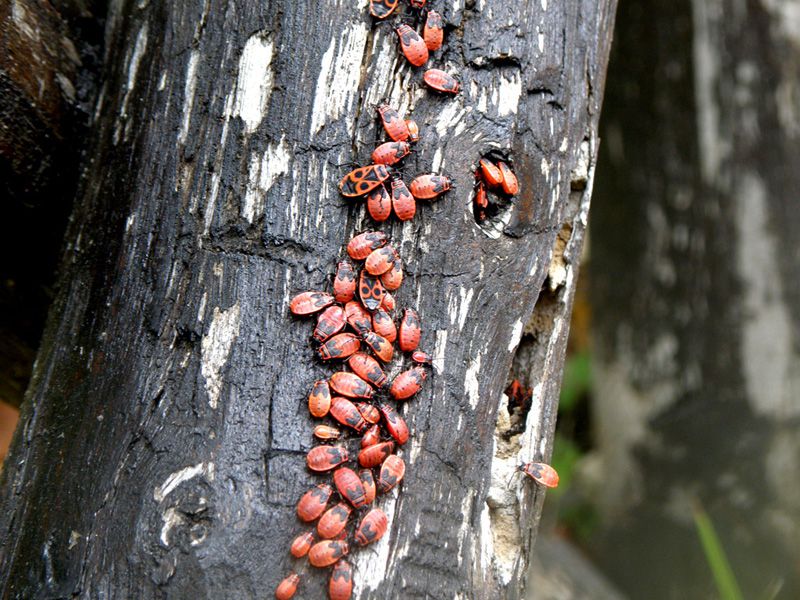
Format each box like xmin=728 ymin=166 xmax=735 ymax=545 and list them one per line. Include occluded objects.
xmin=589 ymin=0 xmax=800 ymax=596
xmin=0 ymin=0 xmax=615 ymax=598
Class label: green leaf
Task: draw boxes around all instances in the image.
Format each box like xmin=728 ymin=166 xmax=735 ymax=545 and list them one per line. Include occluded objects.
xmin=691 ymin=499 xmax=744 ymax=600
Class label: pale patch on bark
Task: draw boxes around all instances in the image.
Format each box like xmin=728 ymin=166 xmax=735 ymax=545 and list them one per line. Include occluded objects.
xmin=201 ymin=303 xmax=241 ymax=409
xmin=242 ymin=135 xmax=290 ymax=223
xmin=309 ymin=22 xmax=369 ymax=136
xmin=178 ymin=49 xmax=199 ymax=144
xmin=735 ymin=173 xmax=800 ymax=418
xmin=232 ymin=33 xmax=275 ymax=134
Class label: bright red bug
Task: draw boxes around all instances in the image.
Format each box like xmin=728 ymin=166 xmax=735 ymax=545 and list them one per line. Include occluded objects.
xmin=391 ymin=177 xmax=416 ymax=221
xmin=390 ymin=366 xmax=427 ymax=400
xmin=371 ymin=141 xmax=411 ymax=166
xmin=377 ymin=104 xmax=410 ymax=142
xmin=380 ymin=257 xmax=403 ymax=291
xmin=399 ymin=308 xmax=422 ymax=351
xmin=410 ymin=174 xmax=451 ymax=200
xmin=290 ymin=531 xmax=315 ymax=558
xmin=339 ymin=164 xmax=391 ymax=197
xmin=334 ymin=466 xmax=369 ymax=508
xmin=396 ymin=24 xmax=429 ymax=67
xmin=355 ymin=401 xmax=381 ymax=424
xmin=317 ymin=502 xmax=352 ymax=538
xmin=497 ymin=161 xmax=519 ymax=195
xmin=308 ymin=380 xmax=332 ymax=418
xmin=381 ymin=292 xmax=396 ymax=312
xmin=423 ymin=68 xmax=459 ymax=94
xmin=361 ymin=423 xmax=381 ymax=448
xmin=520 ymin=462 xmax=559 ymax=488
xmin=318 ymin=332 xmax=361 ymax=361
xmin=333 ymin=261 xmax=357 ymax=303
xmin=296 ymin=483 xmax=333 ymax=522
xmin=330 ymin=371 xmax=374 ymax=399
xmin=359 ymin=468 xmax=377 ymax=503
xmin=365 ymin=246 xmax=397 ymax=276
xmin=347 ymin=231 xmax=387 ymax=260
xmin=378 ymin=454 xmax=406 ymax=493
xmin=313 ymin=305 xmax=347 ymax=343
xmin=306 ymin=445 xmax=349 ymax=472
xmin=378 ymin=402 xmax=409 ymax=445
xmin=348 ymin=352 xmax=387 ymax=388
xmin=363 ymin=331 xmax=393 ymax=363
xmin=345 ymin=300 xmax=372 ymax=334
xmin=372 ymin=309 xmax=397 ymax=342
xmin=275 ymin=572 xmax=300 ymax=600
xmin=411 ymin=350 xmax=433 ymax=365
xmin=405 ymin=119 xmax=419 ymax=143
xmin=330 ymin=396 xmax=369 ymax=432
xmin=329 ymin=560 xmax=354 ymax=600
xmin=358 ymin=441 xmax=395 ymax=468
xmin=367 ymin=185 xmax=392 ymax=222
xmin=423 ymin=10 xmax=444 ymax=51
xmin=289 ymin=291 xmax=335 ymax=316
xmin=474 ymin=180 xmax=488 ymax=221
xmin=369 ymin=0 xmax=399 ymax=19
xmin=479 ymin=158 xmax=504 ymax=187
xmin=359 ymin=270 xmax=386 ymax=312
xmin=355 ymin=508 xmax=389 ymax=546
xmin=308 ymin=540 xmax=349 ymax=568
xmin=313 ymin=424 xmax=341 ymax=440
xmin=409 ymin=0 xmax=426 ymax=7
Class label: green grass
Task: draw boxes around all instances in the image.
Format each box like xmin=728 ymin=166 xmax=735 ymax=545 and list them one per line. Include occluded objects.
xmin=691 ymin=499 xmax=744 ymax=600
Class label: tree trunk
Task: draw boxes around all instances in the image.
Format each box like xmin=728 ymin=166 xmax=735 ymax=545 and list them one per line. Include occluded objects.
xmin=590 ymin=0 xmax=800 ymax=597
xmin=0 ymin=0 xmax=616 ymax=598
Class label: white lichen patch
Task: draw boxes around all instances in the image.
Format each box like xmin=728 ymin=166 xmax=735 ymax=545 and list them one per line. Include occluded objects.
xmin=154 ymin=462 xmax=216 ymax=502
xmin=507 ymin=319 xmax=523 ymax=352
xmin=310 ymin=22 xmax=369 ymax=136
xmin=201 ymin=303 xmax=241 ymax=409
xmin=735 ymin=173 xmax=800 ymax=418
xmin=232 ymin=32 xmax=275 ymax=134
xmin=465 ymin=354 xmax=482 ymax=409
xmin=242 ymin=135 xmax=291 ymax=223
xmin=178 ymin=49 xmax=200 ymax=144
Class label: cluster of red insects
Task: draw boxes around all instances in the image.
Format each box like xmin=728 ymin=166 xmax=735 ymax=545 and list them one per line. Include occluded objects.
xmin=281 ymin=231 xmax=431 ymax=600
xmin=473 ymin=156 xmax=519 ymax=222
xmin=275 ymin=1 xmax=551 ymax=598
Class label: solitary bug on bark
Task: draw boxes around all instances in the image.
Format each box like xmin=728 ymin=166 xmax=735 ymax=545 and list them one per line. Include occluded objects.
xmin=355 ymin=508 xmax=389 ymax=546
xmin=290 ymin=531 xmax=315 ymax=558
xmin=423 ymin=10 xmax=444 ymax=51
xmin=330 ymin=372 xmax=375 ymax=399
xmin=520 ymin=462 xmax=559 ymax=488
xmin=306 ymin=445 xmax=349 ymax=472
xmin=289 ymin=291 xmax=334 ymax=315
xmin=314 ymin=305 xmax=347 ymax=343
xmin=347 ymin=231 xmax=387 ymax=260
xmin=329 ymin=560 xmax=354 ymax=600
xmin=297 ymin=483 xmax=333 ymax=522
xmin=371 ymin=141 xmax=411 ymax=166
xmin=377 ymin=103 xmax=410 ymax=142
xmin=396 ymin=24 xmax=429 ymax=67
xmin=378 ymin=454 xmax=406 ymax=493
xmin=275 ymin=572 xmax=300 ymax=600
xmin=339 ymin=164 xmax=391 ymax=197
xmin=423 ymin=68 xmax=459 ymax=94
xmin=318 ymin=502 xmax=352 ymax=538
xmin=410 ymin=174 xmax=451 ymax=200
xmin=309 ymin=540 xmax=349 ymax=568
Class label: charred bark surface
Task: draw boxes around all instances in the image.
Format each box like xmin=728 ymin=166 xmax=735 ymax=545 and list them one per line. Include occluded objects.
xmin=590 ymin=0 xmax=800 ymax=597
xmin=0 ymin=0 xmax=615 ymax=598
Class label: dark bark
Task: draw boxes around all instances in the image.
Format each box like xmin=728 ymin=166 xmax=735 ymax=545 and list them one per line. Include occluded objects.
xmin=590 ymin=0 xmax=800 ymax=597
xmin=0 ymin=0 xmax=103 ymax=407
xmin=0 ymin=0 xmax=615 ymax=598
